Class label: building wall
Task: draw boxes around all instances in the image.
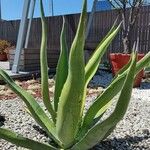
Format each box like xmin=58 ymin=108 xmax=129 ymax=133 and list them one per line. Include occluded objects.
xmin=96 ymin=0 xmax=112 ymax=11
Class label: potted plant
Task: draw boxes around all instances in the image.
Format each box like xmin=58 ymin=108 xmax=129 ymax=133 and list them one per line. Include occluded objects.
xmin=0 ymin=40 xmax=11 ymax=61
xmin=108 ymin=0 xmax=147 ymax=87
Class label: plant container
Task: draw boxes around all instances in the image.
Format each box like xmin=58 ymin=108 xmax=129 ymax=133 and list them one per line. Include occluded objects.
xmin=0 ymin=53 xmax=8 ymax=61
xmin=109 ymin=53 xmax=145 ymax=87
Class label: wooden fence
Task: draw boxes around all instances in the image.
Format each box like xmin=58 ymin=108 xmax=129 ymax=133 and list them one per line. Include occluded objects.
xmin=0 ymin=5 xmax=150 ymax=71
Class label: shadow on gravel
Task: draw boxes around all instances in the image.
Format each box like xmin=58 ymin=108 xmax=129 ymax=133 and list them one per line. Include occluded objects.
xmin=139 ymin=82 xmax=150 ymax=89
xmin=0 ymin=115 xmax=5 ymax=127
xmin=32 ymin=124 xmax=61 ymax=148
xmin=92 ymin=134 xmax=150 ymax=150
xmin=33 ymin=124 xmax=150 ymax=150
xmin=32 ymin=124 xmax=48 ymax=137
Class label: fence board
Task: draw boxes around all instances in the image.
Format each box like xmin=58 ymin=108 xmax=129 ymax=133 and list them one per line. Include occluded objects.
xmin=1 ymin=5 xmax=150 ymax=71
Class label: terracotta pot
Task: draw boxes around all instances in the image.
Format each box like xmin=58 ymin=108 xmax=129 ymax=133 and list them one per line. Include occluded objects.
xmin=0 ymin=53 xmax=8 ymax=61
xmin=109 ymin=53 xmax=145 ymax=87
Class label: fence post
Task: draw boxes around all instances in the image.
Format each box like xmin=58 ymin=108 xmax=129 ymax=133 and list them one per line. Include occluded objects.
xmin=85 ymin=0 xmax=98 ymax=40
xmin=12 ymin=0 xmax=31 ymax=73
xmin=25 ymin=0 xmax=36 ymax=48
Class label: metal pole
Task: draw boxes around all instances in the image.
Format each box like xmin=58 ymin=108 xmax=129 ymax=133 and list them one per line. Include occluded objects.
xmin=0 ymin=0 xmax=2 ymax=20
xmin=51 ymin=0 xmax=54 ymax=16
xmin=85 ymin=0 xmax=98 ymax=40
xmin=25 ymin=0 xmax=36 ymax=48
xmin=12 ymin=0 xmax=31 ymax=73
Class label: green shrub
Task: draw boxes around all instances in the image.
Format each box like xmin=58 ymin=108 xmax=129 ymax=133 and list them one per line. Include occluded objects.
xmin=0 ymin=0 xmax=150 ymax=149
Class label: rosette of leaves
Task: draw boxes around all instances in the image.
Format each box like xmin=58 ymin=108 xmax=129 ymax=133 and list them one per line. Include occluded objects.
xmin=0 ymin=0 xmax=150 ymax=149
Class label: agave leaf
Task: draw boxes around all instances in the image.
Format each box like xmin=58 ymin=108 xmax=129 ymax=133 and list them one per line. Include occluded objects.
xmin=85 ymin=23 xmax=121 ymax=86
xmin=92 ymin=44 xmax=135 ymax=120
xmin=78 ymin=23 xmax=122 ymax=127
xmin=0 ymin=69 xmax=61 ymax=146
xmin=100 ymin=44 xmax=136 ymax=140
xmin=93 ymin=17 xmax=119 ymax=51
xmin=54 ymin=16 xmax=68 ymax=112
xmin=136 ymin=52 xmax=150 ymax=73
xmin=94 ymin=99 xmax=112 ymax=119
xmin=0 ymin=128 xmax=57 ymax=150
xmin=85 ymin=16 xmax=118 ymax=66
xmin=40 ymin=0 xmax=56 ymax=122
xmin=81 ymin=50 xmax=150 ymax=135
xmin=77 ymin=99 xmax=112 ymax=139
xmin=78 ymin=73 xmax=125 ymax=140
xmin=72 ymin=51 xmax=137 ymax=150
xmin=101 ymin=125 xmax=116 ymax=141
xmin=80 ymin=71 xmax=126 ymax=134
xmin=56 ymin=0 xmax=87 ymax=148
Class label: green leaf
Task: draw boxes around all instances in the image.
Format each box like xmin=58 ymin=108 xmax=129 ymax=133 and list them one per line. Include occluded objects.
xmin=54 ymin=16 xmax=68 ymax=112
xmin=85 ymin=22 xmax=121 ymax=86
xmin=102 ymin=125 xmax=116 ymax=140
xmin=136 ymin=52 xmax=150 ymax=73
xmin=80 ymin=71 xmax=126 ymax=135
xmin=80 ymin=48 xmax=150 ymax=136
xmin=94 ymin=99 xmax=112 ymax=119
xmin=90 ymin=17 xmax=119 ymax=55
xmin=71 ymin=51 xmax=137 ymax=150
xmin=0 ymin=69 xmax=61 ymax=146
xmin=40 ymin=0 xmax=56 ymax=122
xmin=0 ymin=128 xmax=57 ymax=150
xmin=56 ymin=0 xmax=87 ymax=148
xmin=78 ymin=22 xmax=122 ymax=131
xmin=76 ymin=99 xmax=112 ymax=140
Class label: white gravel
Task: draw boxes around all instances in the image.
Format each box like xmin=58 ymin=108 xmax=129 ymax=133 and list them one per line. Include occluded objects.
xmin=0 ymin=70 xmax=150 ymax=150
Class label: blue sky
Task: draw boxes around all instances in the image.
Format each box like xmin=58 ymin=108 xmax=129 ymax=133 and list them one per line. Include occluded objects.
xmin=1 ymin=0 xmax=150 ymax=20
xmin=1 ymin=0 xmax=94 ymax=20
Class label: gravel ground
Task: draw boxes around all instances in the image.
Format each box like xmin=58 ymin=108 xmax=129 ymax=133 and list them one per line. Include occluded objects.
xmin=0 ymin=70 xmax=150 ymax=150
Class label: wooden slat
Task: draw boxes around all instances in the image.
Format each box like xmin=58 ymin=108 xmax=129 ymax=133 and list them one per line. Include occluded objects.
xmin=2 ymin=5 xmax=150 ymax=72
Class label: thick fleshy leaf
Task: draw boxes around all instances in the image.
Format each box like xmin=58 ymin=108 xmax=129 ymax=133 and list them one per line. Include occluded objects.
xmin=77 ymin=22 xmax=122 ymax=131
xmin=71 ymin=51 xmax=137 ymax=150
xmin=101 ymin=125 xmax=116 ymax=140
xmin=0 ymin=69 xmax=61 ymax=146
xmin=0 ymin=128 xmax=56 ymax=150
xmin=93 ymin=17 xmax=119 ymax=51
xmin=80 ymin=51 xmax=150 ymax=135
xmin=85 ymin=23 xmax=121 ymax=86
xmin=54 ymin=16 xmax=68 ymax=112
xmin=40 ymin=0 xmax=56 ymax=122
xmin=76 ymin=99 xmax=112 ymax=140
xmin=136 ymin=52 xmax=150 ymax=73
xmin=56 ymin=0 xmax=87 ymax=148
xmin=78 ymin=71 xmax=126 ymax=139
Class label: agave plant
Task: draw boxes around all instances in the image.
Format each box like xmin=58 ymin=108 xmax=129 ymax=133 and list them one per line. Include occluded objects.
xmin=0 ymin=0 xmax=150 ymax=149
